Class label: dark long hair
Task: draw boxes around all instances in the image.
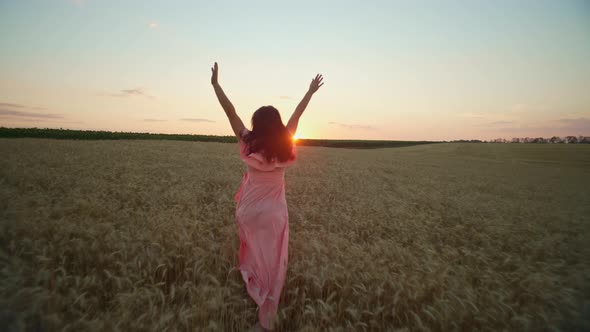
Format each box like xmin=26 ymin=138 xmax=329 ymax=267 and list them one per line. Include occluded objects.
xmin=243 ymin=106 xmax=294 ymax=163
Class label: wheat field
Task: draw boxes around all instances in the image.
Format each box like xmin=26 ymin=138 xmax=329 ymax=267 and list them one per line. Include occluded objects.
xmin=1 ymin=138 xmax=589 ymax=331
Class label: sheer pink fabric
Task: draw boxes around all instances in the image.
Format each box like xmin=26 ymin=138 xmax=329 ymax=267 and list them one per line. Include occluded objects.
xmin=234 ymin=129 xmax=296 ymax=329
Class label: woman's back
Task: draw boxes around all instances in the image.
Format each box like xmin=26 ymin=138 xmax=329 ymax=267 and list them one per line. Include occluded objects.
xmin=235 ymin=129 xmax=296 ymax=210
xmin=210 ymin=61 xmax=323 ymax=330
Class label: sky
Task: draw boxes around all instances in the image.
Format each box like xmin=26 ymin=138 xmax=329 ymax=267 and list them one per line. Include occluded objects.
xmin=0 ymin=0 xmax=589 ymax=141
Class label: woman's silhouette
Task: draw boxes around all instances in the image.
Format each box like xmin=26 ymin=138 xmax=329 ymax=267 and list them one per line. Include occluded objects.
xmin=211 ymin=62 xmax=323 ymax=331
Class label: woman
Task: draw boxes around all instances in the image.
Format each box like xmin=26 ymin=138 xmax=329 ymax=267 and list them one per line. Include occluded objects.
xmin=211 ymin=62 xmax=323 ymax=330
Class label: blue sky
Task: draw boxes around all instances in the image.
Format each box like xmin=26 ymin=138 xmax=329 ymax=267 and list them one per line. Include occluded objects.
xmin=1 ymin=0 xmax=589 ymax=140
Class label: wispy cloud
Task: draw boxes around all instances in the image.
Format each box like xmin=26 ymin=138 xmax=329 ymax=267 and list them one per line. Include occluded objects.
xmin=488 ymin=121 xmax=514 ymax=126
xmin=459 ymin=112 xmax=487 ymax=118
xmin=0 ymin=102 xmax=46 ymax=110
xmin=328 ymin=121 xmax=374 ymax=130
xmin=558 ymin=117 xmax=590 ymax=124
xmin=0 ymin=109 xmax=63 ymax=119
xmin=100 ymin=87 xmax=155 ymax=99
xmin=492 ymin=125 xmax=551 ymax=134
xmin=557 ymin=117 xmax=590 ymax=133
xmin=144 ymin=118 xmax=166 ymax=122
xmin=488 ymin=118 xmax=590 ymax=135
xmin=459 ymin=104 xmax=549 ymax=120
xmin=0 ymin=102 xmax=25 ymax=109
xmin=0 ymin=102 xmax=62 ymax=120
xmin=509 ymin=103 xmax=546 ymax=114
xmin=180 ymin=118 xmax=215 ymax=123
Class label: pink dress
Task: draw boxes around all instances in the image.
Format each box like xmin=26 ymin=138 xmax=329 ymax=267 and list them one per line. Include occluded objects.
xmin=234 ymin=129 xmax=297 ymax=329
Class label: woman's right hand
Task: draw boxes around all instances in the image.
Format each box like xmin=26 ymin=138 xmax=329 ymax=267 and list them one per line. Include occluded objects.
xmin=211 ymin=62 xmax=219 ymax=86
xmin=308 ymin=74 xmax=324 ymax=94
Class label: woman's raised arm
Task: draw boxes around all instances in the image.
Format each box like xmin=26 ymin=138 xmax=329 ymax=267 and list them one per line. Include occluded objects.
xmin=286 ymin=74 xmax=324 ymax=136
xmin=211 ymin=62 xmax=246 ymax=137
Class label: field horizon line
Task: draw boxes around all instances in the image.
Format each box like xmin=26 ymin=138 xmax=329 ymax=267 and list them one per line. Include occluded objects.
xmin=0 ymin=127 xmax=438 ymax=149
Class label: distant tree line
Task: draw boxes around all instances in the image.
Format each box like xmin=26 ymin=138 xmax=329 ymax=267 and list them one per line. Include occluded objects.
xmin=0 ymin=127 xmax=237 ymax=142
xmin=0 ymin=127 xmax=437 ymax=149
xmin=452 ymin=136 xmax=590 ymax=144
